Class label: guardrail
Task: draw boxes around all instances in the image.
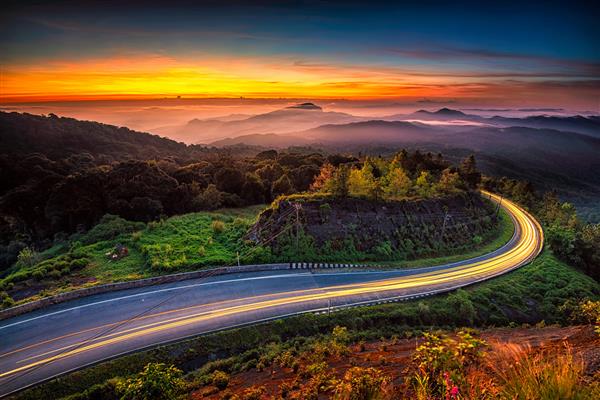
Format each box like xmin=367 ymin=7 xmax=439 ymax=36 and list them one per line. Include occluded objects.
xmin=0 ymin=262 xmax=379 ymax=321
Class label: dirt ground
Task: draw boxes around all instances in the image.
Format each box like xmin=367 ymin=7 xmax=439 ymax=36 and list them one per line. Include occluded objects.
xmin=192 ymin=325 xmax=599 ymax=399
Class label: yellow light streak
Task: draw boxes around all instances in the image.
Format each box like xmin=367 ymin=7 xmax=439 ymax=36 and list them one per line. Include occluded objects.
xmin=0 ymin=192 xmax=543 ymax=379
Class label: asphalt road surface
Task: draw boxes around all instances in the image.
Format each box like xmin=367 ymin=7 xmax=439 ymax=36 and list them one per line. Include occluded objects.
xmin=0 ymin=191 xmax=543 ymax=397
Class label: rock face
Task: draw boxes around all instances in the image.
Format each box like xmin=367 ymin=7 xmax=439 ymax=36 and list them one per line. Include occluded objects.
xmin=250 ymin=192 xmax=499 ymax=258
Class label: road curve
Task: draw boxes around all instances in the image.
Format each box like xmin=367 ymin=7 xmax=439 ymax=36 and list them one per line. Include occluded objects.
xmin=0 ymin=192 xmax=543 ymax=397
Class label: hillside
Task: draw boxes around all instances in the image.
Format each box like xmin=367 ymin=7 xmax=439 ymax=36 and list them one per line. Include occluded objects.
xmin=152 ymin=103 xmax=363 ymax=144
xmin=210 ymin=119 xmax=600 ymax=221
xmin=251 ymin=192 xmax=502 ymax=262
xmin=194 ymin=325 xmax=600 ymax=399
xmin=0 ymin=111 xmax=196 ymax=161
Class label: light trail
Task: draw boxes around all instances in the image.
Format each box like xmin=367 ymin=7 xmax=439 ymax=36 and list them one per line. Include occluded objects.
xmin=0 ymin=192 xmax=543 ymax=389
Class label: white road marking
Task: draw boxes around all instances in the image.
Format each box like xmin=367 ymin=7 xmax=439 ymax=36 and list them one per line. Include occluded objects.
xmin=0 ymin=264 xmax=496 ymax=331
xmin=1 ymin=269 xmax=426 ymax=331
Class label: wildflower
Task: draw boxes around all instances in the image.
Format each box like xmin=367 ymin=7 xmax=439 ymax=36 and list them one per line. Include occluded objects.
xmin=451 ymin=386 xmax=459 ymax=397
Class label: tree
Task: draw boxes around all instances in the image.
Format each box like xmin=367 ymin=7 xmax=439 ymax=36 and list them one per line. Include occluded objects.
xmin=415 ymin=171 xmax=433 ymax=197
xmin=291 ymin=164 xmax=320 ymax=191
xmin=579 ymin=224 xmax=600 ymax=280
xmin=436 ymin=168 xmax=461 ymax=194
xmin=271 ymin=174 xmax=294 ymax=197
xmin=330 ymin=164 xmax=350 ymax=197
xmin=458 ymin=155 xmax=481 ymax=189
xmin=256 ymin=162 xmax=284 ymax=183
xmin=310 ymin=162 xmax=335 ymax=192
xmin=118 ymin=363 xmax=184 ymax=400
xmin=215 ymin=167 xmax=245 ymax=195
xmin=348 ymin=164 xmax=376 ymax=197
xmin=194 ymin=184 xmax=224 ymax=210
xmin=130 ymin=197 xmax=164 ymax=221
xmin=241 ymin=173 xmax=265 ymax=203
xmin=383 ymin=166 xmax=411 ymax=199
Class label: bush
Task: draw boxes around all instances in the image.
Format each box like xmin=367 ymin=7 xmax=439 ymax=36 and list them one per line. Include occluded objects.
xmin=131 ymin=231 xmax=142 ymax=242
xmin=32 ymin=270 xmax=45 ymax=281
xmin=1 ymin=291 xmax=14 ymax=308
xmin=48 ymin=269 xmax=62 ymax=279
xmin=80 ymin=215 xmax=145 ymax=245
xmin=333 ymin=367 xmax=390 ymax=400
xmin=17 ymin=247 xmax=40 ymax=268
xmin=70 ymin=257 xmax=89 ymax=269
xmin=117 ymin=363 xmax=184 ymax=400
xmin=410 ymin=331 xmax=486 ymax=399
xmin=239 ymin=385 xmax=266 ymax=400
xmin=211 ymin=370 xmax=229 ymax=390
xmin=211 ymin=220 xmax=225 ymax=234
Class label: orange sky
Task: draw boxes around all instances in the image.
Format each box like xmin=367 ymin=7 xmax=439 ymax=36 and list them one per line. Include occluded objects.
xmin=1 ymin=2 xmax=597 ymax=109
xmin=1 ymin=53 xmax=597 ymax=110
xmin=1 ymin=54 xmax=464 ymax=102
xmin=4 ymin=53 xmax=578 ymax=105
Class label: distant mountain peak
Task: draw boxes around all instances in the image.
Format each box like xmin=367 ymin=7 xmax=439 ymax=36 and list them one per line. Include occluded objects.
xmin=434 ymin=107 xmax=466 ymax=115
xmin=415 ymin=107 xmax=466 ymax=116
xmin=286 ymin=102 xmax=322 ymax=110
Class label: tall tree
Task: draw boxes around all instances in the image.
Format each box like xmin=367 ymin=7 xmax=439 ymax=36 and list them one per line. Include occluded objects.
xmin=459 ymin=155 xmax=481 ymax=189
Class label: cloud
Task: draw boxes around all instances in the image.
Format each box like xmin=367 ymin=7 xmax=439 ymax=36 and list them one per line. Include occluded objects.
xmin=382 ymin=44 xmax=600 ymax=76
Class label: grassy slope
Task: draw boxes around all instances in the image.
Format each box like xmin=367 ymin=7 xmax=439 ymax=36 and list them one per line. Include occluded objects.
xmin=12 ymin=250 xmax=599 ymax=400
xmin=0 ymin=206 xmax=264 ymax=305
xmin=80 ymin=205 xmax=265 ymax=281
xmin=2 ymin=200 xmax=511 ymax=307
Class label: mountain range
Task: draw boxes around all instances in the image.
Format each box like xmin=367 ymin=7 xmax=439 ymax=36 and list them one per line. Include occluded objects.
xmin=1 ymin=106 xmax=599 ymax=222
xmin=152 ymin=102 xmax=364 ymax=144
xmin=164 ymin=105 xmax=599 ymax=146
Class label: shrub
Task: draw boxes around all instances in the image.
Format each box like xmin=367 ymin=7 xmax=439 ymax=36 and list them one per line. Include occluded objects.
xmin=211 ymin=370 xmax=229 ymax=390
xmin=62 ymin=380 xmax=119 ymax=400
xmin=333 ymin=367 xmax=390 ymax=400
xmin=17 ymin=247 xmax=40 ymax=268
xmin=32 ymin=270 xmax=45 ymax=281
xmin=70 ymin=257 xmax=89 ymax=269
xmin=410 ymin=331 xmax=486 ymax=399
xmin=81 ymin=214 xmax=145 ymax=245
xmin=1 ymin=291 xmax=14 ymax=308
xmin=331 ymin=325 xmax=351 ymax=355
xmin=48 ymin=269 xmax=62 ymax=279
xmin=131 ymin=231 xmax=142 ymax=242
xmin=211 ymin=220 xmax=225 ymax=234
xmin=239 ymin=385 xmax=266 ymax=400
xmin=117 ymin=363 xmax=184 ymax=400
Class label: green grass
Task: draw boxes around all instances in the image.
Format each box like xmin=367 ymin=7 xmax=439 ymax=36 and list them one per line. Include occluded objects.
xmin=1 ymin=202 xmax=513 ymax=307
xmin=0 ymin=206 xmax=266 ymax=306
xmin=12 ymin=250 xmax=598 ymax=400
xmin=78 ymin=205 xmax=266 ymax=280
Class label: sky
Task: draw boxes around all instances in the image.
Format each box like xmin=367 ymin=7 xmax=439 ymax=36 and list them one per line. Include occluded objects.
xmin=1 ymin=0 xmax=599 ymax=110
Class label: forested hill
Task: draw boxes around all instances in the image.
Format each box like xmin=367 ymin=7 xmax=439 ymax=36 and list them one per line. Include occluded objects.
xmin=0 ymin=111 xmax=204 ymax=161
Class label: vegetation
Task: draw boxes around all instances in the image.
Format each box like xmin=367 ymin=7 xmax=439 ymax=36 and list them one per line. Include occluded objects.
xmin=117 ymin=363 xmax=185 ymax=400
xmin=312 ymin=151 xmax=480 ymax=201
xmin=0 ymin=207 xmax=265 ymax=306
xmin=0 ymin=112 xmax=335 ymax=274
xmin=13 ymin=250 xmax=598 ymax=400
xmin=262 ymin=196 xmax=503 ymax=265
xmin=0 ymin=149 xmax=501 ymax=307
xmin=483 ymin=176 xmax=600 ymax=281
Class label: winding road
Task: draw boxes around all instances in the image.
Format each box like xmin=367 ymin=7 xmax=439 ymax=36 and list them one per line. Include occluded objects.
xmin=0 ymin=192 xmax=543 ymax=397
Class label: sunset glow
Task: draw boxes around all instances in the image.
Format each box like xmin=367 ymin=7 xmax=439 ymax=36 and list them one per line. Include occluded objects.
xmin=1 ymin=2 xmax=598 ymax=108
